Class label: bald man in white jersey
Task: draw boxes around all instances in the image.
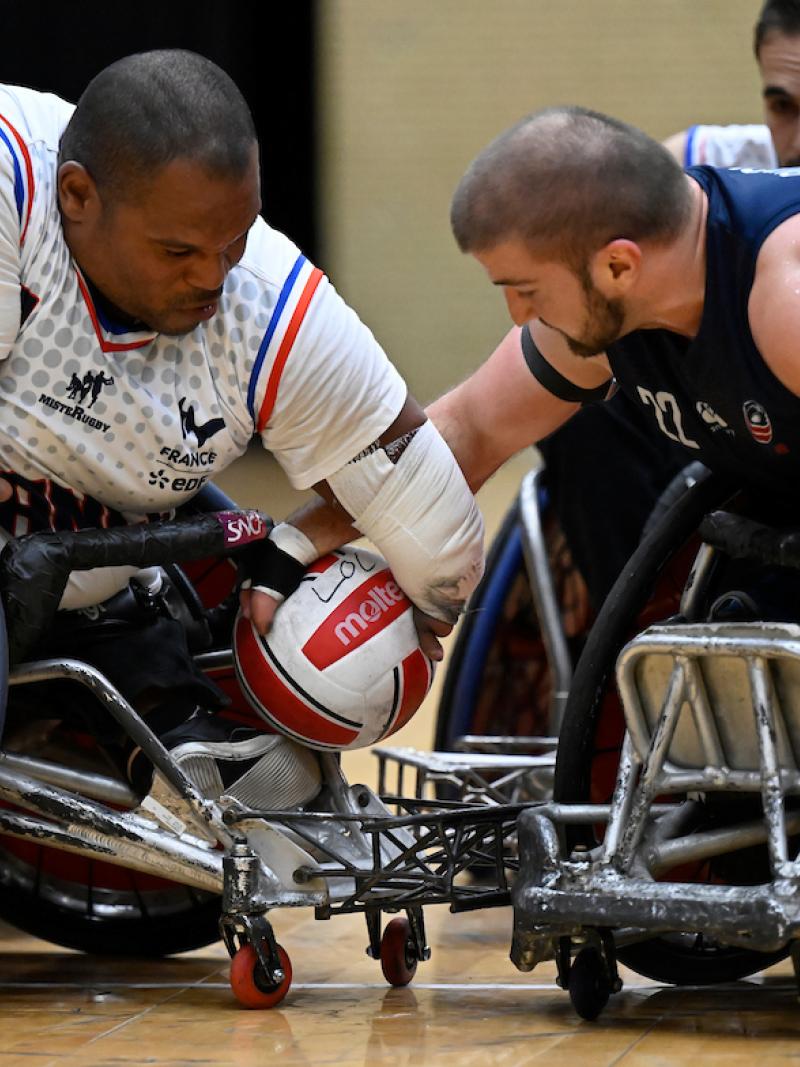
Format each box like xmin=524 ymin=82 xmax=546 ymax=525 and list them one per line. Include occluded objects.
xmin=0 ymin=51 xmax=484 ymax=806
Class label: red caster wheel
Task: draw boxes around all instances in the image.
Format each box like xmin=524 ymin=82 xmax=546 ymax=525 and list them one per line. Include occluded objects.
xmin=380 ymin=916 xmax=418 ymax=987
xmin=230 ymin=942 xmax=292 ymax=1009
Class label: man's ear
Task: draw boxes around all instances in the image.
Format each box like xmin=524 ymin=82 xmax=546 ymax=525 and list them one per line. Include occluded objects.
xmin=58 ymin=162 xmax=101 ymax=223
xmin=590 ymin=238 xmax=641 ymax=294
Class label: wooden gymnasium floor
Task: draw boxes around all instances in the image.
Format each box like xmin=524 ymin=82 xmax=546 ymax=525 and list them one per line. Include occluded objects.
xmin=2 ymin=450 xmax=800 ymax=1066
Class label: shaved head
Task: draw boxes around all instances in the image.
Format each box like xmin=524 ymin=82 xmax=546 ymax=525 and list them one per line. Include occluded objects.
xmin=58 ymin=49 xmax=257 ymax=203
xmin=450 ymin=106 xmax=691 ymax=267
xmin=755 ymin=0 xmax=800 ymax=55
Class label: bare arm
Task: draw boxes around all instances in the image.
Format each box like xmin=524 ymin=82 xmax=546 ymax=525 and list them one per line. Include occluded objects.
xmin=427 ymin=323 xmax=611 ymax=492
xmin=749 ymin=214 xmax=800 ymax=398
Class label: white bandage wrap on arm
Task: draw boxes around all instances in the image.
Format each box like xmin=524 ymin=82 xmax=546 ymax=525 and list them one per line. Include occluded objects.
xmin=327 ymin=420 xmax=485 ymax=623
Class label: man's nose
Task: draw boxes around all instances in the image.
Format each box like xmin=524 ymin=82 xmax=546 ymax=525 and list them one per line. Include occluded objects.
xmin=504 ymin=289 xmax=535 ymax=327
xmin=186 ymin=254 xmax=228 ymax=293
xmin=786 ymin=118 xmax=800 ymax=166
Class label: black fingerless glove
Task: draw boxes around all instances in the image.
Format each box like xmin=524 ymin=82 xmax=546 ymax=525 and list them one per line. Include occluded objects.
xmin=236 ymin=522 xmax=318 ymax=603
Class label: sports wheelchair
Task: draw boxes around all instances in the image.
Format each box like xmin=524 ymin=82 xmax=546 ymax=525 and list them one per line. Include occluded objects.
xmin=4 ymin=464 xmax=800 ymax=1016
xmin=0 ymin=485 xmax=533 ymax=1008
xmin=506 ymin=466 xmax=800 ymax=1018
xmin=423 ymin=454 xmax=800 ymax=1018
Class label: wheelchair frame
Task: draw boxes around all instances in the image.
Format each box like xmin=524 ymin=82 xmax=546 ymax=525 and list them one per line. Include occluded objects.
xmin=5 ymin=482 xmax=800 ymax=1015
xmin=0 ymin=511 xmax=535 ymax=1003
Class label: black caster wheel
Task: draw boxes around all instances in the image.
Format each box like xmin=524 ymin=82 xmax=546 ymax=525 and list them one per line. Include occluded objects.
xmin=568 ymin=947 xmax=611 ymax=1021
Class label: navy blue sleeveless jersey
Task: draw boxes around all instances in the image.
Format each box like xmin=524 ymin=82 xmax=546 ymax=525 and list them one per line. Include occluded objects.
xmin=606 ymin=165 xmax=800 ymax=499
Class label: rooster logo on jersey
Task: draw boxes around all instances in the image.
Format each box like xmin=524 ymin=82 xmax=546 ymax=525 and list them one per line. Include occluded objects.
xmin=149 ymin=397 xmax=226 ymax=495
xmin=178 ymin=397 xmax=225 ymax=448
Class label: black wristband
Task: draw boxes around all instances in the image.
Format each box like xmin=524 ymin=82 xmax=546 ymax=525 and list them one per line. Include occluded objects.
xmin=520 ymin=324 xmax=610 ymax=404
xmin=237 ymin=538 xmax=307 ymax=599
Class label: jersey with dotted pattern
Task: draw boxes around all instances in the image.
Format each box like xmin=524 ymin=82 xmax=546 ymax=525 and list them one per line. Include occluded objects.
xmin=0 ymin=84 xmax=405 ymax=538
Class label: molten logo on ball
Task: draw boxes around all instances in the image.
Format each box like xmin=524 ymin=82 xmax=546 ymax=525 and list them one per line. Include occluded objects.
xmin=334 ymin=579 xmax=405 ymax=645
xmin=303 ymin=570 xmax=408 ymax=669
xmin=233 ymin=547 xmax=434 ymax=751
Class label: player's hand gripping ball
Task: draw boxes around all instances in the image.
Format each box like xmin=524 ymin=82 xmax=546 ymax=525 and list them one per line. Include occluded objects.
xmin=233 ymin=548 xmax=436 ymax=750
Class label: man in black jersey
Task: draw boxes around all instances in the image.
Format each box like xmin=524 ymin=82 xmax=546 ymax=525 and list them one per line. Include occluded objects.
xmin=476 ymin=0 xmax=800 ymax=611
xmin=429 ymin=106 xmax=800 ymax=518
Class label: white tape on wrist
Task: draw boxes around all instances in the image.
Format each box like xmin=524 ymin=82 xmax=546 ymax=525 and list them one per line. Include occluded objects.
xmin=269 ymin=522 xmax=318 ymax=566
xmin=241 ymin=523 xmax=318 ymax=604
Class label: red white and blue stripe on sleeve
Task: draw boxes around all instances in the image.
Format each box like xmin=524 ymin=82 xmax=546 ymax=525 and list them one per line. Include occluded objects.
xmin=247 ymin=253 xmax=324 ymax=433
xmin=0 ymin=112 xmax=34 ymax=246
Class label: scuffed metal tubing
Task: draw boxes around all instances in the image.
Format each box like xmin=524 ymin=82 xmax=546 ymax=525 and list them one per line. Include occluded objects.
xmin=513 ymin=808 xmax=800 ymax=954
xmin=649 ymin=810 xmax=800 ymax=875
xmin=9 ymin=658 xmax=229 ymax=844
xmin=616 ymin=623 xmax=800 ymax=793
xmin=0 ymin=785 xmax=223 ymax=894
xmin=0 ymin=751 xmax=138 ymax=807
xmin=518 ymin=466 xmax=573 ymax=735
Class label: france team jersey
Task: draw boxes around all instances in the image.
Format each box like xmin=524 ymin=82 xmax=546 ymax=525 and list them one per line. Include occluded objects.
xmin=607 ymin=165 xmax=800 ymax=498
xmin=0 ymin=84 xmax=406 ymax=538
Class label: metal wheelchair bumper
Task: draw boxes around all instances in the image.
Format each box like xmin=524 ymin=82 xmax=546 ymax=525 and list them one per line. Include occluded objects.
xmin=512 ymin=809 xmax=800 ymax=961
xmin=510 ymin=621 xmax=800 ymax=1017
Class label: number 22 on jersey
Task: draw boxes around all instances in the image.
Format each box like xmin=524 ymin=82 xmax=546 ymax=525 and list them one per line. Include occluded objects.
xmin=637 ymin=387 xmax=700 ymax=450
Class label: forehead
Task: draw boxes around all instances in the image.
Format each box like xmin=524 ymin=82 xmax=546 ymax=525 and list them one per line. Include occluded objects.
xmin=119 ymin=151 xmax=261 ymax=243
xmin=758 ymin=31 xmax=800 ymax=92
xmin=474 ymin=239 xmax=570 ymax=285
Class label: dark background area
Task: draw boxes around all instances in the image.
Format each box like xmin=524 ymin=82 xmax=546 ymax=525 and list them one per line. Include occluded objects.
xmin=0 ymin=1 xmax=318 ymax=260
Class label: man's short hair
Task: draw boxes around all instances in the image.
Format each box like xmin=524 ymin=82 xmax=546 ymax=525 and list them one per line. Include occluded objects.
xmin=755 ymin=0 xmax=800 ymax=56
xmin=58 ymin=50 xmax=257 ymax=201
xmin=450 ymin=106 xmax=691 ymax=267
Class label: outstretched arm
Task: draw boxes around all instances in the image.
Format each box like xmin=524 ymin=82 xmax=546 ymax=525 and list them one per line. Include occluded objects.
xmin=749 ymin=213 xmax=800 ymax=399
xmin=428 ymin=323 xmax=609 ymax=492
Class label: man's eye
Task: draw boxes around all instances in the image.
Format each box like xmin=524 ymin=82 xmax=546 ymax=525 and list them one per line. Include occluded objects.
xmin=164 ymin=248 xmax=191 ymax=258
xmin=769 ymin=98 xmax=797 ymax=117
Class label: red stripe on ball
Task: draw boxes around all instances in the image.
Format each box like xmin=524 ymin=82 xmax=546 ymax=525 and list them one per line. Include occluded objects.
xmin=235 ymin=616 xmax=359 ymax=748
xmin=385 ymin=648 xmax=432 ymax=738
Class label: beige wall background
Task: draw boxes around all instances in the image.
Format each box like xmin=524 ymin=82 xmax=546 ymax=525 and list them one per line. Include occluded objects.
xmin=316 ymin=0 xmax=764 ymax=404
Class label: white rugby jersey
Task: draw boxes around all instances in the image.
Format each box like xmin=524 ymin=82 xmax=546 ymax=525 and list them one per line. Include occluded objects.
xmin=0 ymin=84 xmax=406 ymax=540
xmin=683 ymin=123 xmax=777 ymax=169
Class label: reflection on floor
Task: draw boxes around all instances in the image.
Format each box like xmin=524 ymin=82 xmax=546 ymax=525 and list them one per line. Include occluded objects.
xmin=3 ymin=450 xmax=800 ymax=1064
xmin=0 ymin=909 xmax=797 ymax=1067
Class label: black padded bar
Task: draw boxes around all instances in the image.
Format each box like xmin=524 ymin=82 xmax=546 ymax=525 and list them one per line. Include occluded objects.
xmin=0 ymin=510 xmax=269 ymax=665
xmin=699 ymin=510 xmax=800 ymax=571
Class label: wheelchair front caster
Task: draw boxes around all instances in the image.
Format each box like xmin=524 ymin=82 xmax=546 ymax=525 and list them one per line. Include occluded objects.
xmin=380 ymin=916 xmax=418 ymax=987
xmin=230 ymin=942 xmax=292 ymax=1009
xmin=568 ymin=947 xmax=611 ymax=1021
